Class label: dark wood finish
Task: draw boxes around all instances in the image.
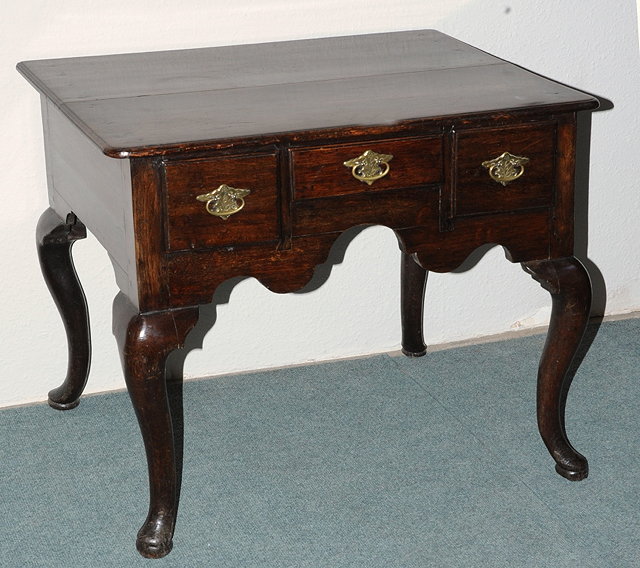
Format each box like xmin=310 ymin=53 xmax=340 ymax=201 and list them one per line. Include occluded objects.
xmin=454 ymin=122 xmax=556 ymax=216
xmin=551 ymin=115 xmax=579 ymax=257
xmin=17 ymin=30 xmax=596 ymax=157
xmin=112 ymin=294 xmax=199 ymax=558
xmin=129 ymin=158 xmax=169 ymax=311
xmin=20 ymin=30 xmax=599 ymax=558
xmin=164 ymin=152 xmax=280 ymax=251
xmin=293 ymin=186 xmax=440 ymax=237
xmin=15 ymin=31 xmax=499 ymax=102
xmin=401 ymin=252 xmax=428 ymax=357
xmin=36 ymin=208 xmax=91 ymax=410
xmin=404 ymin=209 xmax=553 ymax=272
xmin=29 ymin=65 xmax=596 ymax=157
xmin=291 ymin=136 xmax=442 ymax=200
xmin=521 ymin=257 xmax=591 ymax=481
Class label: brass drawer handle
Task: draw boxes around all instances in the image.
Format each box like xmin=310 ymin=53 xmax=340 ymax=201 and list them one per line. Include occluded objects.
xmin=482 ymin=152 xmax=530 ymax=186
xmin=196 ymin=184 xmax=251 ymax=220
xmin=344 ymin=150 xmax=393 ymax=185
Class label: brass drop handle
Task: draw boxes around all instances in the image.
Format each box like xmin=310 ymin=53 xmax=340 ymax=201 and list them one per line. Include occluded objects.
xmin=344 ymin=150 xmax=393 ymax=185
xmin=481 ymin=152 xmax=530 ymax=186
xmin=196 ymin=184 xmax=251 ymax=220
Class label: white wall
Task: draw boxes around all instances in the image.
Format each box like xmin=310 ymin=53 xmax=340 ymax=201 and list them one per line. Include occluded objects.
xmin=2 ymin=1 xmax=639 ymax=408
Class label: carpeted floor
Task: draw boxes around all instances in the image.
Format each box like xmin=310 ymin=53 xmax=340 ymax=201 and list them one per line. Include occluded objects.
xmin=2 ymin=318 xmax=640 ymax=567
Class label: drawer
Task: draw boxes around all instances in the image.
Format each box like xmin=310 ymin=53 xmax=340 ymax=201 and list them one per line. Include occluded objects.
xmin=291 ymin=137 xmax=443 ymax=200
xmin=163 ymin=153 xmax=279 ymax=251
xmin=292 ymin=186 xmax=440 ymax=236
xmin=454 ymin=123 xmax=556 ymax=216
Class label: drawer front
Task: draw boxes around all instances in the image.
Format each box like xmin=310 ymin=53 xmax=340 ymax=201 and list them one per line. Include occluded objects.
xmin=291 ymin=136 xmax=443 ymax=200
xmin=164 ymin=153 xmax=279 ymax=251
xmin=292 ymin=186 xmax=440 ymax=236
xmin=455 ymin=123 xmax=556 ymax=216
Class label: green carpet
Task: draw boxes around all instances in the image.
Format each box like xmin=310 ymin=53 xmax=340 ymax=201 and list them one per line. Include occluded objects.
xmin=2 ymin=318 xmax=639 ymax=567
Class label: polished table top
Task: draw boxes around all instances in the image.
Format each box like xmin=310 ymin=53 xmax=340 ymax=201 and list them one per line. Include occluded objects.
xmin=17 ymin=30 xmax=596 ymax=157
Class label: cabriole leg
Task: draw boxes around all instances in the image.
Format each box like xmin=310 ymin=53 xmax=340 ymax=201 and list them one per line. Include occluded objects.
xmin=522 ymin=256 xmax=591 ymax=481
xmin=36 ymin=208 xmax=91 ymax=410
xmin=113 ymin=295 xmax=199 ymax=559
xmin=401 ymin=251 xmax=428 ymax=357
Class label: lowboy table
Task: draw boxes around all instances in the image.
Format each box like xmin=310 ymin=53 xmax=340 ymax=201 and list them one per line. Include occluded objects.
xmin=18 ymin=30 xmax=598 ymax=558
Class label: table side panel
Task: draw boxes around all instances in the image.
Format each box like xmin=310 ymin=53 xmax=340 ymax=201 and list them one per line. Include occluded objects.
xmin=41 ymin=98 xmax=137 ymax=304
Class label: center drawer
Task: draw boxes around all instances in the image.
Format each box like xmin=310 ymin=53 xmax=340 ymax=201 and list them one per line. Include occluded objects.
xmin=290 ymin=136 xmax=443 ymax=236
xmin=290 ymin=136 xmax=443 ymax=200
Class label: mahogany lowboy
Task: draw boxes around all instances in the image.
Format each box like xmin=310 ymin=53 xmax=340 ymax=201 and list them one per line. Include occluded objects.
xmin=19 ymin=30 xmax=598 ymax=558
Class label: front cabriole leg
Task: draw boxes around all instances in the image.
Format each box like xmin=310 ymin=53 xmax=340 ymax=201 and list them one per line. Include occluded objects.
xmin=521 ymin=256 xmax=591 ymax=481
xmin=36 ymin=208 xmax=91 ymax=410
xmin=113 ymin=294 xmax=199 ymax=558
